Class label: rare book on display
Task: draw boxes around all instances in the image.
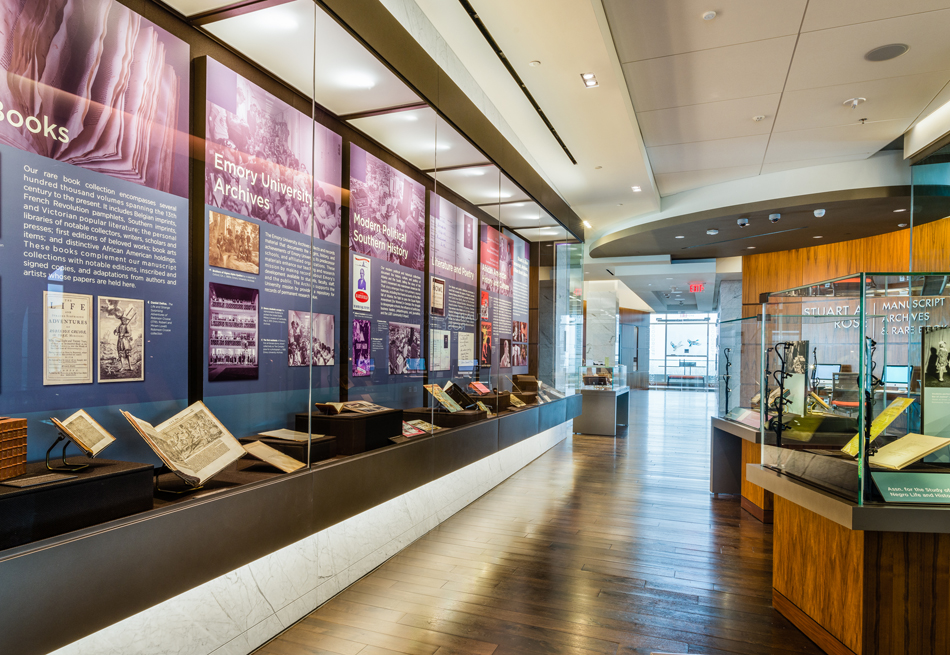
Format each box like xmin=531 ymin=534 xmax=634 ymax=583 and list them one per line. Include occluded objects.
xmin=123 ymin=402 xmax=245 ymax=487
xmin=51 ymin=410 xmax=116 ymax=458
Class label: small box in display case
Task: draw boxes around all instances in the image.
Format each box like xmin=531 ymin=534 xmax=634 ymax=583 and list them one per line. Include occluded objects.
xmin=0 ymin=417 xmax=27 ymax=482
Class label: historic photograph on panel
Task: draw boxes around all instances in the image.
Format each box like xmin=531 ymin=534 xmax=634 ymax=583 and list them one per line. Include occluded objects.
xmin=480 ymin=322 xmax=493 ymax=366
xmin=312 ymin=313 xmax=335 ymax=365
xmin=99 ymin=297 xmax=145 ymax=383
xmin=431 ymin=276 xmax=446 ymax=317
xmin=924 ymin=327 xmax=950 ymax=388
xmin=352 ymin=319 xmax=372 ymax=377
xmin=499 ymin=339 xmax=512 ymax=368
xmin=389 ymin=322 xmax=422 ymax=375
xmin=209 ymin=211 xmax=260 ymax=274
xmin=209 ymin=283 xmax=259 ymax=381
xmin=287 ymin=310 xmax=311 ymax=367
xmin=512 ymin=342 xmax=527 ymax=367
xmin=481 ymin=291 xmax=490 ymax=319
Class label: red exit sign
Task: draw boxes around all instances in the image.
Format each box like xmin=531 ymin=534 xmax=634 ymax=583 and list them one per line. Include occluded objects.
xmin=689 ymin=283 xmax=705 ymax=293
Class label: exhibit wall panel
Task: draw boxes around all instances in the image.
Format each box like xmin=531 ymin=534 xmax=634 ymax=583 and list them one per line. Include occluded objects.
xmin=45 ymin=422 xmax=571 ymax=655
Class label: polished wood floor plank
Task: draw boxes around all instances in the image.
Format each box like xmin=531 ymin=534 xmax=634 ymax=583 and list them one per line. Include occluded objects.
xmin=255 ymin=391 xmax=823 ymax=655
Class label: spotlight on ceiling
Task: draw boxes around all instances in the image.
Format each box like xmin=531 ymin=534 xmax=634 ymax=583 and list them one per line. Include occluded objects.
xmin=737 ymin=217 xmax=749 ymax=228
xmin=583 ymin=220 xmax=592 ymax=229
xmin=631 ymin=185 xmax=642 ymax=193
xmin=752 ymin=115 xmax=766 ymax=122
xmin=813 ymin=236 xmax=823 ymax=239
xmin=814 ymin=209 xmax=825 ymax=217
xmin=702 ymin=10 xmax=716 ymax=20
xmin=675 ymin=235 xmax=684 ymax=239
xmin=894 ymin=208 xmax=907 ymax=213
xmin=706 ymin=229 xmax=719 ymax=235
xmin=865 ymin=44 xmax=909 ymax=62
xmin=746 ymin=246 xmax=755 ymax=250
xmin=898 ymin=223 xmax=908 ymax=228
xmin=581 ymin=73 xmax=598 ymax=88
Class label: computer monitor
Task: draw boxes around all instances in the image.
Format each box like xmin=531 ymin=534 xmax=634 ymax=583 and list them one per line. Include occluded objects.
xmin=884 ymin=365 xmax=911 ymax=386
xmin=814 ymin=363 xmax=841 ymax=383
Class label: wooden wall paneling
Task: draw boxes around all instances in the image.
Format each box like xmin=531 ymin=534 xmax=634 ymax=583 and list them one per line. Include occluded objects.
xmin=742 ymin=250 xmax=805 ymax=304
xmin=913 ymin=219 xmax=950 ymax=272
xmin=740 ymin=439 xmax=773 ymax=523
xmin=773 ymin=496 xmax=865 ymax=654
xmin=863 ymin=532 xmax=950 ymax=655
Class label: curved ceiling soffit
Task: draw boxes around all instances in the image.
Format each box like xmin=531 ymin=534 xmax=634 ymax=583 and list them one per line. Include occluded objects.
xmin=588 ymin=185 xmax=916 ymax=259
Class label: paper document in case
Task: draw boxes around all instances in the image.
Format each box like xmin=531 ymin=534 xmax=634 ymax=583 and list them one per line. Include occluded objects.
xmin=841 ymin=397 xmax=917 ymax=457
xmin=869 ymin=433 xmax=950 ymax=471
xmin=243 ymin=441 xmax=305 ymax=473
xmin=51 ymin=409 xmax=116 ymax=457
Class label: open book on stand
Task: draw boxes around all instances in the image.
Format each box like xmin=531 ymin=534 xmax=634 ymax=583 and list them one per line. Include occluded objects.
xmin=51 ymin=409 xmax=116 ymax=457
xmin=123 ymin=401 xmax=245 ymax=487
xmin=314 ymin=401 xmax=389 ymax=415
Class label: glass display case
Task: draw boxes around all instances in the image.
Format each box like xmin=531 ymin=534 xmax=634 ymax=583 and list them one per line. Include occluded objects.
xmin=760 ymin=273 xmax=950 ymax=505
xmin=718 ymin=316 xmax=761 ymax=427
xmin=577 ymin=365 xmax=628 ymax=389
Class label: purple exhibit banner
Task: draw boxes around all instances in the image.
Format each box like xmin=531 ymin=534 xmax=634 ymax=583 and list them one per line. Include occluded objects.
xmin=203 ymin=57 xmax=343 ymax=431
xmin=349 ymin=145 xmax=425 ymax=404
xmin=479 ymin=224 xmax=515 ymax=377
xmin=429 ymin=193 xmax=478 ymax=377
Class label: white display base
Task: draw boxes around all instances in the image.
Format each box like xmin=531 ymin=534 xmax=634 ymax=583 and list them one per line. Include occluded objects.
xmin=50 ymin=422 xmax=571 ymax=655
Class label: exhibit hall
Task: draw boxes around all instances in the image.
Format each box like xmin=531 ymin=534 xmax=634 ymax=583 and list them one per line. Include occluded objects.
xmin=4 ymin=2 xmax=950 ymax=655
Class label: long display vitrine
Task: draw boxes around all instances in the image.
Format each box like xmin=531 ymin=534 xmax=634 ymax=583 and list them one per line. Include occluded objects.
xmin=749 ymin=273 xmax=950 ymax=655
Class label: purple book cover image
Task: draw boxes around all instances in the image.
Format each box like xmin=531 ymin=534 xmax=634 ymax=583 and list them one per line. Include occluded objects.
xmin=0 ymin=0 xmax=190 ymax=196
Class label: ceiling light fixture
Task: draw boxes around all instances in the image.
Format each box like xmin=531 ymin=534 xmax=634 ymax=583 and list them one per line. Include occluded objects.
xmin=583 ymin=220 xmax=592 ymax=229
xmin=581 ymin=73 xmax=598 ymax=88
xmin=706 ymin=229 xmax=719 ymax=235
xmin=865 ymin=44 xmax=909 ymax=62
xmin=529 ymin=60 xmax=541 ymax=67
xmin=844 ymin=97 xmax=866 ymax=110
xmin=752 ymin=115 xmax=766 ymax=122
xmin=898 ymin=223 xmax=908 ymax=228
xmin=894 ymin=208 xmax=907 ymax=213
xmin=702 ymin=10 xmax=717 ymax=20
xmin=814 ymin=209 xmax=826 ymax=218
xmin=814 ymin=236 xmax=823 ymax=239
xmin=746 ymin=246 xmax=755 ymax=250
xmin=675 ymin=235 xmax=685 ymax=239
xmin=631 ymin=185 xmax=641 ymax=192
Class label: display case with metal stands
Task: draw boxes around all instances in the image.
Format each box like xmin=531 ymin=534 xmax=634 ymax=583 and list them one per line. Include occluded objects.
xmin=710 ymin=316 xmax=765 ymax=506
xmin=573 ymin=366 xmax=629 ymax=436
xmin=760 ymin=273 xmax=950 ymax=505
xmin=718 ymin=316 xmax=762 ymax=429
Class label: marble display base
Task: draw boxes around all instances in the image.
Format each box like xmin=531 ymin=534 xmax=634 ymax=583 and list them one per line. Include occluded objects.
xmin=50 ymin=422 xmax=571 ymax=655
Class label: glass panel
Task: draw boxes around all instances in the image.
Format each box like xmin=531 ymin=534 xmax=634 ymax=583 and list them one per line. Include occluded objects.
xmin=718 ymin=316 xmax=761 ymax=424
xmin=555 ymin=243 xmax=584 ymax=394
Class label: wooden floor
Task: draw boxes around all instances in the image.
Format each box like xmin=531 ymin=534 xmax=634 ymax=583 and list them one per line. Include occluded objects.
xmin=256 ymin=391 xmax=824 ymax=655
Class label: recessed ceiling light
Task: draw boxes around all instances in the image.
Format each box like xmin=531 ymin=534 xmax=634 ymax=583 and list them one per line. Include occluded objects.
xmin=583 ymin=220 xmax=592 ymax=229
xmin=813 ymin=236 xmax=823 ymax=239
xmin=675 ymin=235 xmax=684 ymax=239
xmin=865 ymin=44 xmax=909 ymax=62
xmin=706 ymin=229 xmax=719 ymax=235
xmin=746 ymin=246 xmax=755 ymax=250
xmin=894 ymin=208 xmax=907 ymax=212
xmin=702 ymin=10 xmax=716 ymax=20
xmin=898 ymin=223 xmax=908 ymax=228
xmin=594 ymin=166 xmax=602 ymax=170
xmin=631 ymin=185 xmax=641 ymax=193
xmin=581 ymin=73 xmax=598 ymax=88
xmin=529 ymin=60 xmax=541 ymax=67
xmin=582 ymin=73 xmax=595 ymax=80
xmin=666 ymin=278 xmax=673 ymax=280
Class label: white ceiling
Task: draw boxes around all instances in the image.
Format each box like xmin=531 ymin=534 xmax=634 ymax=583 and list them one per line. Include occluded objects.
xmin=428 ymin=166 xmax=530 ymax=207
xmin=200 ymin=1 xmax=421 ymax=116
xmin=347 ymin=107 xmax=488 ymax=171
xmin=603 ymin=0 xmax=950 ymax=197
